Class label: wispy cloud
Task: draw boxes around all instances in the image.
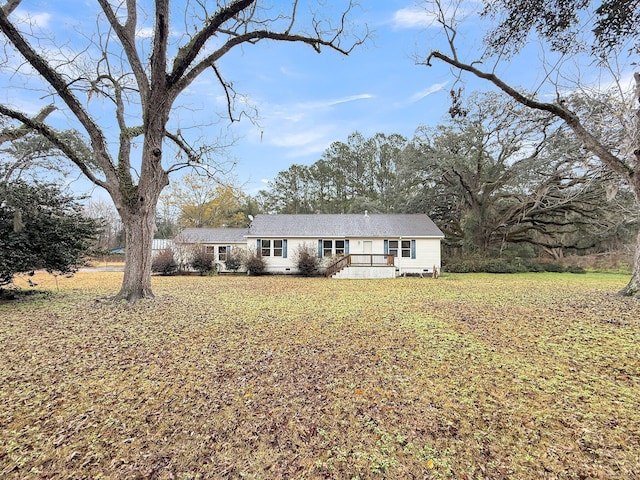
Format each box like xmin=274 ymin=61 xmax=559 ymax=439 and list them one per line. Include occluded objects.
xmin=409 ymin=82 xmax=448 ymax=103
xmin=258 ymin=94 xmax=374 ymax=152
xmin=326 ymin=93 xmax=375 ymax=106
xmin=136 ymin=27 xmax=154 ymax=39
xmin=392 ymin=7 xmax=435 ymax=30
xmin=295 ymin=93 xmax=375 ymax=110
xmin=270 ymin=129 xmax=327 ymax=148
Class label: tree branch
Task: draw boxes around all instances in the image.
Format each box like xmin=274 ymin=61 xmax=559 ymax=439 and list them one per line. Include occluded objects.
xmin=0 ymin=104 xmax=107 ymax=189
xmin=1 ymin=0 xmax=21 ymax=15
xmin=0 ymin=104 xmax=56 ymax=143
xmin=174 ymin=28 xmax=363 ymax=96
xmin=168 ymin=0 xmax=256 ymax=87
xmin=0 ymin=8 xmax=117 ymax=184
xmin=95 ymin=0 xmax=150 ymax=109
xmin=426 ymin=50 xmax=636 ymax=183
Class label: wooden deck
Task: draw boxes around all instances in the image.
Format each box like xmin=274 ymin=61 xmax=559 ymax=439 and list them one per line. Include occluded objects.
xmin=325 ymin=254 xmax=395 ymax=277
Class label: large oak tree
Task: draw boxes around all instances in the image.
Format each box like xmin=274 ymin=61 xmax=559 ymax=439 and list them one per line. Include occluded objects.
xmin=422 ymin=0 xmax=640 ymax=296
xmin=0 ymin=0 xmax=365 ymax=302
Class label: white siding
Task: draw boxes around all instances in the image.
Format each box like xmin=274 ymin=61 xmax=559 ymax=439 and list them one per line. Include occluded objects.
xmin=394 ymin=238 xmax=441 ymax=275
xmin=249 ymin=236 xmax=441 ymax=275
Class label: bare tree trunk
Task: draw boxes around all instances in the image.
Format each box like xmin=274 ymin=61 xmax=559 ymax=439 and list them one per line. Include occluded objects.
xmin=117 ymin=208 xmax=157 ymax=302
xmin=619 ymin=228 xmax=640 ymax=297
xmin=619 ymin=174 xmax=640 ymax=296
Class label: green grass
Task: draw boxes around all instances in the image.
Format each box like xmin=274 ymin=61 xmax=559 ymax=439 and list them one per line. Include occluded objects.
xmin=1 ymin=272 xmax=638 ymax=478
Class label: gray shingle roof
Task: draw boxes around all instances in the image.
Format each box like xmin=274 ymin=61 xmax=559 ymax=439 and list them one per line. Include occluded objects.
xmin=174 ymin=227 xmax=248 ymax=243
xmin=247 ymin=214 xmax=444 ymax=238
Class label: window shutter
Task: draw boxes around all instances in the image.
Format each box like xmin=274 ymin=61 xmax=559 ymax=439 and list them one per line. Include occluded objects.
xmin=411 ymin=239 xmax=416 ymax=259
xmin=283 ymin=239 xmax=288 ymax=258
xmin=257 ymin=239 xmax=261 ymax=255
xmin=384 ymin=239 xmax=389 ymax=255
xmin=345 ymin=239 xmax=349 ymax=254
xmin=318 ymin=239 xmax=323 ymax=258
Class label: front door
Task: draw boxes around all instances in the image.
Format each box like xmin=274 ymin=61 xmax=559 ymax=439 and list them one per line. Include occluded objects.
xmin=363 ymin=241 xmax=372 ymax=254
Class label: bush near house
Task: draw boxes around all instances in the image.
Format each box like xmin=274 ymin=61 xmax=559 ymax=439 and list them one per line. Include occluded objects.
xmin=224 ymin=250 xmax=244 ymax=273
xmin=190 ymin=249 xmax=215 ymax=275
xmin=151 ymin=248 xmax=178 ymax=275
xmin=244 ymin=250 xmax=267 ymax=275
xmin=292 ymin=243 xmax=321 ymax=276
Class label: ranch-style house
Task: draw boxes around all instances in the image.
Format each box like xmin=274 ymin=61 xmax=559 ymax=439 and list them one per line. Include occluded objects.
xmin=173 ymin=213 xmax=444 ymax=278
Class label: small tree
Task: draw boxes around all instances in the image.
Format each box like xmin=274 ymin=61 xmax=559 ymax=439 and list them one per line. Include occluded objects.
xmin=244 ymin=250 xmax=267 ymax=276
xmin=293 ymin=243 xmax=321 ymax=276
xmin=190 ymin=248 xmax=215 ymax=275
xmin=151 ymin=248 xmax=178 ymax=276
xmin=0 ymin=180 xmax=99 ymax=287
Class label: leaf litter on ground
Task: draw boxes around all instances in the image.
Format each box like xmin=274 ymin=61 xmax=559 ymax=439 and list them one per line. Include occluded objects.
xmin=0 ymin=272 xmax=638 ymax=479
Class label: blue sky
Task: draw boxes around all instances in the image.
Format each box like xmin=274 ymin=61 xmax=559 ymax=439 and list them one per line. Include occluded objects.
xmin=2 ymin=1 xmax=630 ymax=201
xmin=0 ymin=1 xmax=518 ymax=198
xmin=204 ymin=1 xmax=458 ymax=194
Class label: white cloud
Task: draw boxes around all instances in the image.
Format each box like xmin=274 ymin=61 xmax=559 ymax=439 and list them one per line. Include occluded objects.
xmin=409 ymin=82 xmax=448 ymax=102
xmin=392 ymin=7 xmax=434 ymax=30
xmin=270 ymin=129 xmax=327 ymax=148
xmin=327 ymin=93 xmax=375 ymax=106
xmin=136 ymin=27 xmax=154 ymax=39
xmin=296 ymin=93 xmax=374 ymax=111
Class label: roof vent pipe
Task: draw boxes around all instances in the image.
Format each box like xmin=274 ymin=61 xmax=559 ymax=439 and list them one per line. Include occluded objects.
xmin=364 ymin=210 xmax=368 ymax=217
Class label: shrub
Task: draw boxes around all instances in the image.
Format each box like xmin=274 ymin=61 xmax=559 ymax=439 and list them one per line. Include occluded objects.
xmin=191 ymin=249 xmax=214 ymax=275
xmin=541 ymin=262 xmax=566 ymax=273
xmin=224 ymin=250 xmax=244 ymax=272
xmin=444 ymin=257 xmax=540 ymax=273
xmin=151 ymin=248 xmax=178 ymax=275
xmin=443 ymin=257 xmax=481 ymax=273
xmin=520 ymin=259 xmax=546 ymax=272
xmin=244 ymin=250 xmax=267 ymax=276
xmin=566 ymin=265 xmax=586 ymax=274
xmin=293 ymin=243 xmax=320 ymax=276
xmin=484 ymin=259 xmax=521 ymax=273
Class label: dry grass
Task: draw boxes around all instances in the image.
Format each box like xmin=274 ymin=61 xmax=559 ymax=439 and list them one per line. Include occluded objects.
xmin=1 ymin=272 xmax=639 ymax=479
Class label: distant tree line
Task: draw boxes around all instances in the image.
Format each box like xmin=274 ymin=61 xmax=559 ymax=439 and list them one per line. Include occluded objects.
xmin=257 ymin=93 xmax=639 ymax=259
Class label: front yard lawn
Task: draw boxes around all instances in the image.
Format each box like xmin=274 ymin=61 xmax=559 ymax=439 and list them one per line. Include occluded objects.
xmin=1 ymin=272 xmax=638 ymax=478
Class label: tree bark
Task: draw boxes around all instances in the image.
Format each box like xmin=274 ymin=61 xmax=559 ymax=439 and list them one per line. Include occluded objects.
xmin=117 ymin=206 xmax=157 ymax=302
xmin=619 ymin=174 xmax=640 ymax=297
xmin=619 ymin=228 xmax=640 ymax=297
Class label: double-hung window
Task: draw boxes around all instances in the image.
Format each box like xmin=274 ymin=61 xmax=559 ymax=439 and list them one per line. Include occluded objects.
xmin=401 ymin=240 xmax=411 ymax=258
xmin=319 ymin=239 xmax=349 ymax=257
xmin=388 ymin=240 xmax=399 ymax=257
xmin=258 ymin=239 xmax=287 ymax=257
xmin=385 ymin=239 xmax=416 ymax=259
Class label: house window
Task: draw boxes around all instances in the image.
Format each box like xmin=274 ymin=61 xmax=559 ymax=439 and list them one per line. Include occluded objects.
xmin=204 ymin=245 xmax=215 ymax=255
xmin=401 ymin=240 xmax=411 ymax=258
xmin=273 ymin=239 xmax=283 ymax=257
xmin=261 ymin=239 xmax=285 ymax=257
xmin=218 ymin=246 xmax=228 ymax=262
xmin=385 ymin=239 xmax=416 ymax=259
xmin=320 ymin=239 xmax=348 ymax=257
xmin=261 ymin=239 xmax=271 ymax=256
xmin=323 ymin=240 xmax=333 ymax=257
